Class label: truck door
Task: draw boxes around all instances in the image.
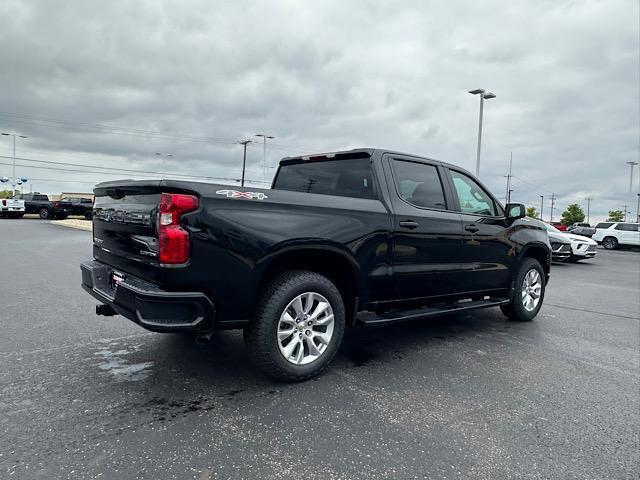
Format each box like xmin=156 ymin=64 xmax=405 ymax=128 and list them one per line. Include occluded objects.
xmin=382 ymin=155 xmax=467 ymax=300
xmin=444 ymin=168 xmax=514 ymax=292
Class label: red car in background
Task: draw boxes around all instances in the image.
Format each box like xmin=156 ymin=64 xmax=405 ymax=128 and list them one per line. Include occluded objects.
xmin=551 ymin=222 xmax=567 ymax=231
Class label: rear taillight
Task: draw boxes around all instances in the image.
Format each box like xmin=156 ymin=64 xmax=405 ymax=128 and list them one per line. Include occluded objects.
xmin=1 ymin=200 xmax=6 ymax=206
xmin=158 ymin=193 xmax=198 ymax=264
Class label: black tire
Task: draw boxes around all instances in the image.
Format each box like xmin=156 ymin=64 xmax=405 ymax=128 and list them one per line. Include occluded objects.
xmin=39 ymin=207 xmax=50 ymax=219
xmin=244 ymin=270 xmax=345 ymax=382
xmin=602 ymin=237 xmax=618 ymax=250
xmin=500 ymin=258 xmax=546 ymax=322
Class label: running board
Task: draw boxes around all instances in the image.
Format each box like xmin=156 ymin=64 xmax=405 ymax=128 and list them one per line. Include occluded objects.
xmin=356 ymin=298 xmax=510 ymax=326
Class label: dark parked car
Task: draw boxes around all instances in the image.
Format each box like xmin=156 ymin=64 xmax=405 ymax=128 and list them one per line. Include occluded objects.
xmin=13 ymin=192 xmax=71 ymax=219
xmin=567 ymin=222 xmax=596 ymax=237
xmin=59 ymin=196 xmax=94 ymax=219
xmin=81 ymin=148 xmax=552 ymax=381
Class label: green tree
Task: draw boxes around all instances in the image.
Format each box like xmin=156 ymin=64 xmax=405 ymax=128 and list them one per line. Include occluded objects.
xmin=526 ymin=206 xmax=539 ymax=218
xmin=0 ymin=189 xmax=14 ymax=199
xmin=607 ymin=209 xmax=624 ymax=222
xmin=560 ymin=203 xmax=585 ymax=226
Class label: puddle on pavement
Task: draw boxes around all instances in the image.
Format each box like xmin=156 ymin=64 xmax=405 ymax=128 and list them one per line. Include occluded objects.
xmin=93 ymin=341 xmax=153 ymax=382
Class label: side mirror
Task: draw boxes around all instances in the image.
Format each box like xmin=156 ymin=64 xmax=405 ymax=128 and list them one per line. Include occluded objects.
xmin=505 ymin=203 xmax=526 ymax=220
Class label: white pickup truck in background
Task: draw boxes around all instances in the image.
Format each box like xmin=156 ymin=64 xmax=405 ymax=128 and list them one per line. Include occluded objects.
xmin=0 ymin=197 xmax=25 ymax=218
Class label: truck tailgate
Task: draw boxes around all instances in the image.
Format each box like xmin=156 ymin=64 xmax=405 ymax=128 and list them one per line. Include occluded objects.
xmin=93 ymin=181 xmax=163 ymax=274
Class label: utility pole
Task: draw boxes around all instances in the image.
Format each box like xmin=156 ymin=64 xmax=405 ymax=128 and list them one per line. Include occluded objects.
xmin=468 ymin=89 xmax=496 ymax=177
xmin=636 ymin=194 xmax=640 ymax=223
xmin=155 ymin=152 xmax=173 ymax=179
xmin=504 ymin=152 xmax=513 ymax=204
xmin=622 ymin=205 xmax=628 ymax=221
xmin=550 ymin=194 xmax=556 ymax=222
xmin=539 ymin=195 xmax=544 ymax=221
xmin=627 ymin=161 xmax=639 ymax=193
xmin=238 ymin=140 xmax=252 ymax=187
xmin=586 ymin=197 xmax=592 ymax=224
xmin=255 ymin=134 xmax=275 ymax=186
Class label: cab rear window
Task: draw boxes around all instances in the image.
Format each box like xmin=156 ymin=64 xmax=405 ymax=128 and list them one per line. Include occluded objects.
xmin=273 ymin=158 xmax=376 ymax=199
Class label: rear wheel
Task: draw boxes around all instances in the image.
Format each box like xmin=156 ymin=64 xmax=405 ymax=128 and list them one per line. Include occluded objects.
xmin=244 ymin=270 xmax=345 ymax=382
xmin=602 ymin=237 xmax=618 ymax=250
xmin=39 ymin=207 xmax=50 ymax=219
xmin=501 ymin=258 xmax=546 ymax=322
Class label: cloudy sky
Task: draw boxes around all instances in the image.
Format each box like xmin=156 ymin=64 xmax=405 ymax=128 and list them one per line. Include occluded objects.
xmin=0 ymin=0 xmax=638 ymax=221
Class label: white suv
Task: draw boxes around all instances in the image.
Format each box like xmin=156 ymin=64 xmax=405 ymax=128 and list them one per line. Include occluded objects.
xmin=592 ymin=222 xmax=640 ymax=249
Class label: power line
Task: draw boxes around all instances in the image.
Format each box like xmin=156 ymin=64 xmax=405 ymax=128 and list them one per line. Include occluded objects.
xmin=0 ymin=111 xmax=316 ymax=153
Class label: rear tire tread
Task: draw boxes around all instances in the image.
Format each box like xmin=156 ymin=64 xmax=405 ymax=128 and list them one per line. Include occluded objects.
xmin=244 ymin=270 xmax=345 ymax=382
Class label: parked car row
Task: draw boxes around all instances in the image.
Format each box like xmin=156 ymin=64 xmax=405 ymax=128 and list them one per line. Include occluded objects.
xmin=541 ymin=220 xmax=639 ymax=262
xmin=0 ymin=193 xmax=94 ymax=219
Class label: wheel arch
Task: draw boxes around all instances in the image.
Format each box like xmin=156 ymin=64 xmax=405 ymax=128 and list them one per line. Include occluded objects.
xmin=520 ymin=243 xmax=551 ymax=279
xmin=256 ymin=245 xmax=361 ymax=326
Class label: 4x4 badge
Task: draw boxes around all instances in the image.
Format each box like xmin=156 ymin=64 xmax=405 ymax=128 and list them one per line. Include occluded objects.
xmin=216 ymin=190 xmax=268 ymax=200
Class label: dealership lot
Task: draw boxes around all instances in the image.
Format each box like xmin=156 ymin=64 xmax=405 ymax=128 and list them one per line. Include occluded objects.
xmin=1 ymin=221 xmax=638 ymax=479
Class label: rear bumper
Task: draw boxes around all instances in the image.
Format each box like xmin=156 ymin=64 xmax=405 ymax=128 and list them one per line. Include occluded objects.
xmin=81 ymin=260 xmax=215 ymax=332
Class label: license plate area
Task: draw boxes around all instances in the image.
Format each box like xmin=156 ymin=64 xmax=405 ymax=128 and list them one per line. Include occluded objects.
xmin=111 ymin=270 xmax=126 ymax=289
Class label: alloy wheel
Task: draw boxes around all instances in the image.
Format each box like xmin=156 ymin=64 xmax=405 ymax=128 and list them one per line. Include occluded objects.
xmin=277 ymin=292 xmax=335 ymax=365
xmin=521 ymin=269 xmax=542 ymax=312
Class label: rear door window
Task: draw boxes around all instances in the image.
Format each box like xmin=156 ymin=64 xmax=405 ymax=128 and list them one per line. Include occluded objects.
xmin=615 ymin=223 xmax=639 ymax=231
xmin=273 ymin=158 xmax=375 ymax=199
xmin=391 ymin=160 xmax=447 ymax=210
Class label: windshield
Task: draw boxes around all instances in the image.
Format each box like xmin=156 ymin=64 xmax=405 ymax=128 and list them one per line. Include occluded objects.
xmin=544 ymin=223 xmax=562 ymax=234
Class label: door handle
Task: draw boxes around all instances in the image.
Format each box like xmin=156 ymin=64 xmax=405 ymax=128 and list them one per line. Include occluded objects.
xmin=399 ymin=220 xmax=419 ymax=229
xmin=465 ymin=224 xmax=479 ymax=233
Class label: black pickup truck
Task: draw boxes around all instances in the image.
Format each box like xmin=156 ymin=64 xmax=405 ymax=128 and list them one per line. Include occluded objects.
xmin=81 ymin=148 xmax=551 ymax=381
xmin=13 ymin=193 xmax=71 ymax=219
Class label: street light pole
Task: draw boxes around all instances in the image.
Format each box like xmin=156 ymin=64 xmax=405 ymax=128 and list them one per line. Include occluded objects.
xmin=586 ymin=197 xmax=592 ymax=224
xmin=255 ymin=134 xmax=274 ymax=186
xmin=468 ymin=89 xmax=496 ymax=177
xmin=238 ymin=140 xmax=252 ymax=187
xmin=627 ymin=161 xmax=639 ymax=193
xmin=1 ymin=132 xmax=28 ymax=195
xmin=539 ymin=195 xmax=544 ymax=221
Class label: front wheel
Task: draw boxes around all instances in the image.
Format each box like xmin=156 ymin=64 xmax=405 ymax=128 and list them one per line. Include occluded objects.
xmin=244 ymin=270 xmax=345 ymax=382
xmin=501 ymin=258 xmax=546 ymax=322
xmin=39 ymin=208 xmax=50 ymax=219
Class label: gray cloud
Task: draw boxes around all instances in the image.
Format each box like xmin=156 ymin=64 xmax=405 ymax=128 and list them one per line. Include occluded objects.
xmin=0 ymin=0 xmax=638 ymax=221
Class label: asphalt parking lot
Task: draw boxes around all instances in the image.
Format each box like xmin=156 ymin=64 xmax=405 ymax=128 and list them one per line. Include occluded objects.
xmin=1 ymin=220 xmax=638 ymax=480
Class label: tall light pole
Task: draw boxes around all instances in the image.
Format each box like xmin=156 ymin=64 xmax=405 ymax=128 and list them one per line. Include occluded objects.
xmin=627 ymin=161 xmax=639 ymax=193
xmin=1 ymin=132 xmax=27 ymax=195
xmin=468 ymin=89 xmax=496 ymax=177
xmin=586 ymin=197 xmax=592 ymax=224
xmin=539 ymin=195 xmax=544 ymax=221
xmin=636 ymin=193 xmax=640 ymax=223
xmin=155 ymin=152 xmax=173 ymax=179
xmin=237 ymin=140 xmax=252 ymax=187
xmin=255 ymin=134 xmax=274 ymax=186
